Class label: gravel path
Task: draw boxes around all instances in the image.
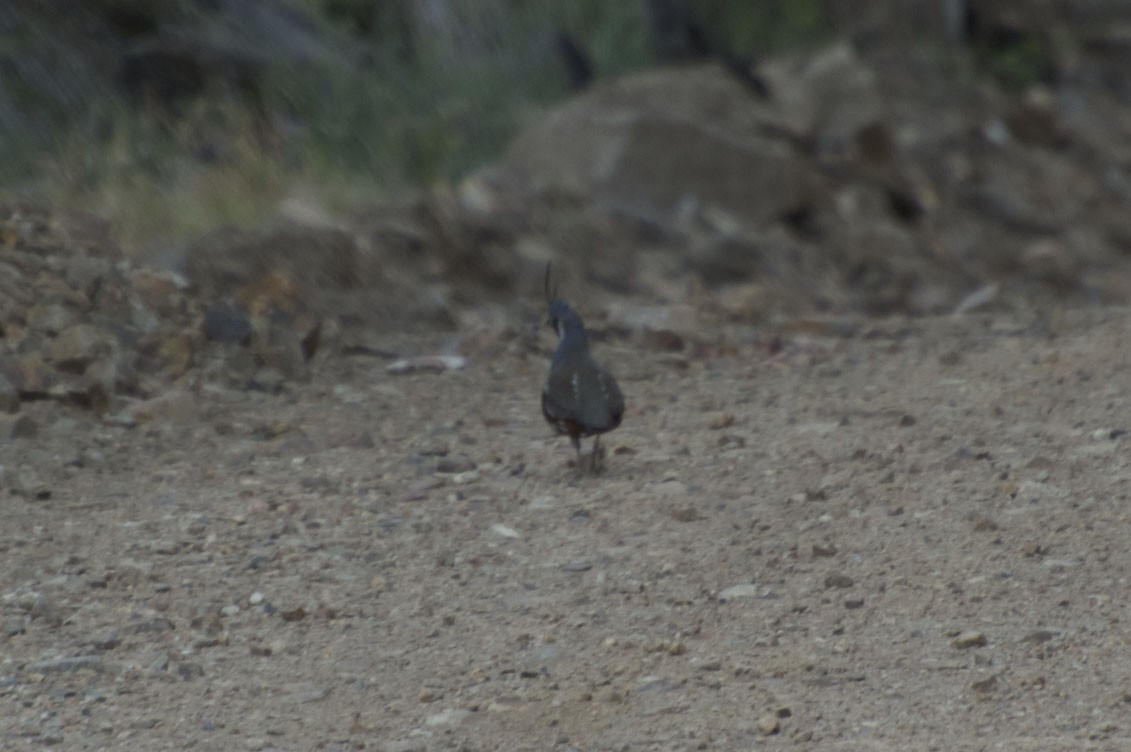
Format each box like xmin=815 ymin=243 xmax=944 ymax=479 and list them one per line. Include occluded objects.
xmin=2 ymin=307 xmax=1130 ymax=751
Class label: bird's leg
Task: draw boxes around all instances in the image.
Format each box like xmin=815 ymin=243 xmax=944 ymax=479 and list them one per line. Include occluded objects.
xmin=570 ymin=433 xmax=582 ymax=469
xmin=590 ymin=435 xmax=603 ymax=474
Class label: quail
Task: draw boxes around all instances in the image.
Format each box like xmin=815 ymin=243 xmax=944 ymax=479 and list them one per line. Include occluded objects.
xmin=541 ymin=266 xmax=625 ymax=472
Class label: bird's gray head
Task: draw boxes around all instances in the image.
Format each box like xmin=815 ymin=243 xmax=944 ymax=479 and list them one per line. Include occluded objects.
xmin=548 ymin=298 xmax=585 ymax=340
xmin=544 ymin=262 xmax=585 ymax=342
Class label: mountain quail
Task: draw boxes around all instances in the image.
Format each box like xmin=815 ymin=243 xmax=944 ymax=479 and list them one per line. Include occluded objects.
xmin=541 ymin=266 xmax=624 ymax=472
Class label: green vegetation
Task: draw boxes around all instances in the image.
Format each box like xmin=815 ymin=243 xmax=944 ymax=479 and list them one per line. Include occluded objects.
xmin=3 ymin=1 xmax=830 ymax=252
xmin=978 ymin=33 xmax=1054 ymax=91
xmin=46 ymin=100 xmax=299 ymax=245
xmin=697 ymin=0 xmax=830 ymax=54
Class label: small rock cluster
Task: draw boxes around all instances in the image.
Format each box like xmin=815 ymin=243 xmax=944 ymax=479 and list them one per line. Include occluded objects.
xmin=0 ymin=204 xmax=331 ymax=422
xmin=0 ymin=203 xmax=200 ymax=415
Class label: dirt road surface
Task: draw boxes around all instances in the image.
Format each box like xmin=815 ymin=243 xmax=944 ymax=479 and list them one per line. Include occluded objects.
xmin=3 ymin=305 xmax=1130 ymax=751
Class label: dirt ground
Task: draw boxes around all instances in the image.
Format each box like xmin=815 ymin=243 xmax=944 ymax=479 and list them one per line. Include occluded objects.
xmin=3 ymin=303 xmax=1131 ymax=752
xmin=6 ymin=4 xmax=1131 ymax=749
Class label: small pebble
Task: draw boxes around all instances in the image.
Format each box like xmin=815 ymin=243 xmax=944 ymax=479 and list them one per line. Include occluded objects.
xmin=435 ymin=455 xmax=475 ymax=473
xmin=11 ymin=415 xmax=38 ymax=439
xmin=708 ymin=412 xmax=735 ymax=430
xmin=451 ymin=470 xmax=480 ymax=485
xmin=654 ymin=480 xmax=687 ymax=498
xmin=424 ymin=708 xmax=469 ymax=727
xmin=757 ymin=715 xmax=781 ymax=735
xmin=1022 ymin=629 xmax=1055 ymax=644
xmin=669 ymin=505 xmax=699 ymax=522
xmin=952 ymin=631 xmax=988 ymax=649
xmin=528 ymin=495 xmax=555 ymax=510
xmin=718 ymin=583 xmax=759 ymax=601
xmin=4 ymin=617 xmax=29 ymax=637
xmin=970 ymin=675 xmax=1002 ymax=696
xmin=387 ymin=354 xmax=466 ymax=374
xmin=41 ymin=725 xmax=65 ymax=745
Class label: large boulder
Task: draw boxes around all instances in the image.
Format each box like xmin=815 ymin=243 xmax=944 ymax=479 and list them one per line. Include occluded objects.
xmin=503 ymin=65 xmax=823 ymax=227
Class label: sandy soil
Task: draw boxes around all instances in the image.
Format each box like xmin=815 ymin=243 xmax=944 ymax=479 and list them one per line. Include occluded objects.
xmin=3 ymin=305 xmax=1131 ymax=752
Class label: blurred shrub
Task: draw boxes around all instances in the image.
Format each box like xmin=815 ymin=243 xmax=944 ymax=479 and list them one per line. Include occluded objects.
xmin=2 ymin=0 xmax=831 ymax=247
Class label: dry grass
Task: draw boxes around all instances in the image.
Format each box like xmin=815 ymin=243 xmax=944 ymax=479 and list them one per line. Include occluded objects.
xmin=29 ymin=103 xmax=388 ymax=255
xmin=3 ymin=1 xmax=832 ymax=255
